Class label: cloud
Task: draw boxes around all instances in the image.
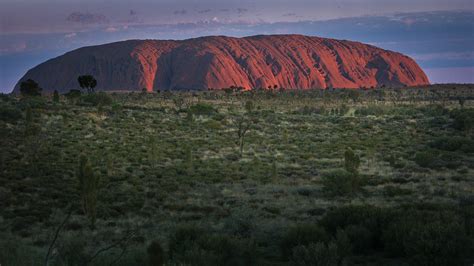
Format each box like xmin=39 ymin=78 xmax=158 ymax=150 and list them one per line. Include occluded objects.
xmin=413 ymin=52 xmax=474 ymax=61
xmin=174 ymin=9 xmax=187 ymax=15
xmin=283 ymin=13 xmax=297 ymax=17
xmin=198 ymin=9 xmax=212 ymax=14
xmin=64 ymin=32 xmax=77 ymax=38
xmin=0 ymin=42 xmax=27 ymax=55
xmin=66 ymin=12 xmax=108 ymax=24
xmin=237 ymin=8 xmax=248 ymax=14
xmin=105 ymin=27 xmax=119 ymax=32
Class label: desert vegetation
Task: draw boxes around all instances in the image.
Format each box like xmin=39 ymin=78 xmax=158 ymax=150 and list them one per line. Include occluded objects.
xmin=0 ymin=84 xmax=473 ymax=265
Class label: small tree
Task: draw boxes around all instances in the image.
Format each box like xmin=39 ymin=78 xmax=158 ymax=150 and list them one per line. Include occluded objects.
xmin=236 ymin=116 xmax=251 ymax=158
xmin=244 ymin=100 xmax=254 ymax=113
xmin=20 ymin=79 xmax=42 ymax=97
xmin=53 ymin=90 xmax=60 ymax=103
xmin=77 ymin=154 xmax=100 ymax=229
xmin=77 ymin=75 xmax=97 ymax=93
xmin=344 ymin=148 xmax=360 ymax=175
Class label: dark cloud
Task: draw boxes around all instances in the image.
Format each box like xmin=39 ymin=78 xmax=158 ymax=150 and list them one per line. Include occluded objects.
xmin=198 ymin=9 xmax=212 ymax=14
xmin=283 ymin=13 xmax=297 ymax=17
xmin=237 ymin=8 xmax=248 ymax=14
xmin=174 ymin=9 xmax=187 ymax=15
xmin=66 ymin=12 xmax=109 ymax=24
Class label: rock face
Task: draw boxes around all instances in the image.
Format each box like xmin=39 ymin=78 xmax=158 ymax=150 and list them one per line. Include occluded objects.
xmin=14 ymin=35 xmax=429 ymax=92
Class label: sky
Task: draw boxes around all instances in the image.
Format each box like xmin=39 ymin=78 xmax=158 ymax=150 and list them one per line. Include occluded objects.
xmin=1 ymin=0 xmax=473 ymax=92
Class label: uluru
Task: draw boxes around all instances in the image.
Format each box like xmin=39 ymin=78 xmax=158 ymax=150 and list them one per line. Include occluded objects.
xmin=14 ymin=34 xmax=429 ymax=92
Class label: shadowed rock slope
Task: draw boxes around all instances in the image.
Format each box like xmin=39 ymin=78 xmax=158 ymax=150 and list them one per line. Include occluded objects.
xmin=14 ymin=35 xmax=429 ymax=92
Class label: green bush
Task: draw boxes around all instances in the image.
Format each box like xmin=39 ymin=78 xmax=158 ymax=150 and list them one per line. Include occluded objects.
xmin=65 ymin=89 xmax=82 ymax=100
xmin=344 ymin=148 xmax=360 ymax=174
xmin=168 ymin=225 xmax=257 ymax=265
xmin=80 ymin=92 xmax=113 ymax=106
xmin=188 ymin=103 xmax=217 ymax=116
xmin=291 ymin=242 xmax=340 ymax=266
xmin=430 ymin=136 xmax=474 ymax=153
xmin=0 ymin=103 xmax=22 ymax=122
xmin=383 ymin=208 xmax=468 ymax=265
xmin=355 ymin=105 xmax=385 ymax=116
xmin=290 ymin=230 xmax=351 ymax=266
xmin=168 ymin=225 xmax=205 ymax=260
xmin=280 ymin=224 xmax=329 ymax=259
xmin=321 ymin=169 xmax=362 ymax=196
xmin=413 ymin=150 xmax=438 ymax=168
xmin=319 ymin=205 xmax=389 ymax=254
xmin=450 ymin=109 xmax=474 ymax=131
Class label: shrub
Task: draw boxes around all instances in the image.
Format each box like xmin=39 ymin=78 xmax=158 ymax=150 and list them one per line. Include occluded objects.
xmin=430 ymin=136 xmax=474 ymax=153
xmin=355 ymin=105 xmax=385 ymax=116
xmin=189 ymin=103 xmax=216 ymax=116
xmin=147 ymin=240 xmax=164 ymax=266
xmin=168 ymin=224 xmax=205 ymax=260
xmin=65 ymin=89 xmax=82 ymax=100
xmin=319 ymin=205 xmax=389 ymax=254
xmin=280 ymin=224 xmax=329 ymax=259
xmin=244 ymin=100 xmax=254 ymax=113
xmin=291 ymin=242 xmax=339 ymax=266
xmin=321 ymin=169 xmax=361 ymax=196
xmin=169 ymin=225 xmax=257 ymax=265
xmin=80 ymin=92 xmax=113 ymax=106
xmin=413 ymin=150 xmax=438 ymax=168
xmin=450 ymin=109 xmax=474 ymax=131
xmin=344 ymin=148 xmax=360 ymax=174
xmin=290 ymin=229 xmax=351 ymax=266
xmin=383 ymin=208 xmax=468 ymax=265
xmin=20 ymin=79 xmax=42 ymax=97
xmin=0 ymin=103 xmax=22 ymax=122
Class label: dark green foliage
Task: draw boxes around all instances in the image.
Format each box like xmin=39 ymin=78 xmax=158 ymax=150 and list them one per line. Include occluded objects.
xmin=430 ymin=136 xmax=474 ymax=153
xmin=147 ymin=240 xmax=164 ymax=266
xmin=80 ymin=91 xmax=113 ymax=106
xmin=383 ymin=207 xmax=469 ymax=265
xmin=344 ymin=148 xmax=360 ymax=174
xmin=1 ymin=87 xmax=473 ymax=265
xmin=168 ymin=225 xmax=257 ymax=265
xmin=291 ymin=242 xmax=341 ymax=266
xmin=319 ymin=205 xmax=389 ymax=256
xmin=53 ymin=90 xmax=60 ymax=103
xmin=77 ymin=75 xmax=97 ymax=93
xmin=168 ymin=225 xmax=205 ymax=260
xmin=289 ymin=229 xmax=351 ymax=266
xmin=0 ymin=102 xmax=22 ymax=122
xmin=24 ymin=105 xmax=39 ymax=136
xmin=189 ymin=103 xmax=216 ymax=116
xmin=20 ymin=79 xmax=42 ymax=97
xmin=64 ymin=89 xmax=82 ymax=100
xmin=450 ymin=108 xmax=474 ymax=131
xmin=54 ymin=236 xmax=88 ymax=266
xmin=280 ymin=224 xmax=329 ymax=259
xmin=413 ymin=150 xmax=437 ymax=168
xmin=77 ymin=154 xmax=100 ymax=229
xmin=355 ymin=105 xmax=385 ymax=116
xmin=244 ymin=100 xmax=254 ymax=113
xmin=321 ymin=169 xmax=362 ymax=196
